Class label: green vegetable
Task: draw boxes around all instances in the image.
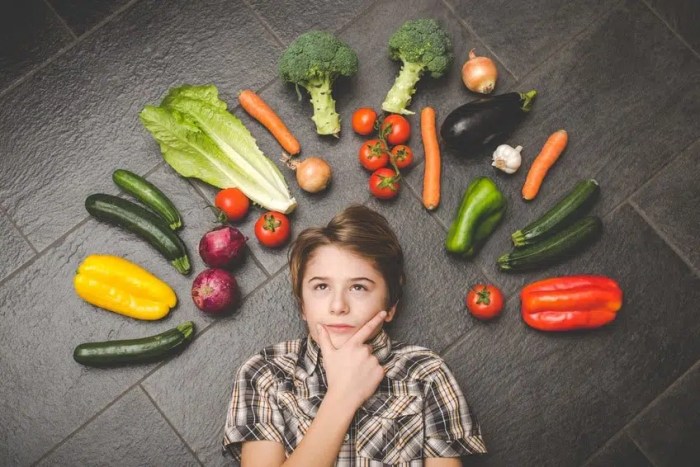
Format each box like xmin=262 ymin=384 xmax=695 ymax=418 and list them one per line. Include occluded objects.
xmin=446 ymin=177 xmax=506 ymax=257
xmin=112 ymin=169 xmax=183 ymax=230
xmin=139 ymin=84 xmax=297 ymax=214
xmin=279 ymin=31 xmax=359 ymax=136
xmin=498 ymin=216 xmax=602 ymax=272
xmin=382 ymin=19 xmax=453 ymax=115
xmin=85 ymin=193 xmax=191 ymax=274
xmin=512 ymin=179 xmax=600 ymax=248
xmin=73 ymin=321 xmax=195 ymax=366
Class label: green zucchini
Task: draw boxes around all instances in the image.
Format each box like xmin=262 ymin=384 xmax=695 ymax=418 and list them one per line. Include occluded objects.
xmin=512 ymin=179 xmax=600 ymax=248
xmin=85 ymin=193 xmax=191 ymax=274
xmin=113 ymin=169 xmax=183 ymax=230
xmin=73 ymin=321 xmax=195 ymax=366
xmin=498 ymin=216 xmax=602 ymax=272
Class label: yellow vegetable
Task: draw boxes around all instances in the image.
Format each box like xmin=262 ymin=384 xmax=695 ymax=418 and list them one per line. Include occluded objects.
xmin=74 ymin=255 xmax=177 ymax=320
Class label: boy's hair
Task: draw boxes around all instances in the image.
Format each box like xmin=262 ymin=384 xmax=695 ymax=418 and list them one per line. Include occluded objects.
xmin=288 ymin=205 xmax=405 ymax=309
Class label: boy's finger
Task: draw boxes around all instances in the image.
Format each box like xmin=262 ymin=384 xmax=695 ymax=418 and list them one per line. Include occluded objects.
xmin=349 ymin=310 xmax=387 ymax=345
xmin=316 ymin=324 xmax=336 ymax=353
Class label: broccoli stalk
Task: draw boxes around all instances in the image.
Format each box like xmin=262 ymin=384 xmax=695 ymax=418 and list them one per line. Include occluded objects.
xmin=279 ymin=31 xmax=358 ymax=136
xmin=382 ymin=19 xmax=453 ymax=115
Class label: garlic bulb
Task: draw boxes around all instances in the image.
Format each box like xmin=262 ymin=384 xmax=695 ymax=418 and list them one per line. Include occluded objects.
xmin=492 ymin=144 xmax=522 ymax=174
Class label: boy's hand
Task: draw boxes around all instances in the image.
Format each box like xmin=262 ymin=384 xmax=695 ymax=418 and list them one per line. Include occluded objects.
xmin=316 ymin=310 xmax=387 ymax=410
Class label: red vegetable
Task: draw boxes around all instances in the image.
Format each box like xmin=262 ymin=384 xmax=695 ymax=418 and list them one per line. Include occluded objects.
xmin=352 ymin=107 xmax=377 ymax=135
xmin=215 ymin=188 xmax=250 ymax=222
xmin=466 ymin=284 xmax=504 ymax=320
xmin=359 ymin=139 xmax=389 ymax=171
xmin=380 ymin=114 xmax=411 ymax=145
xmin=191 ymin=268 xmax=240 ymax=314
xmin=255 ymin=211 xmax=291 ymax=248
xmin=199 ymin=225 xmax=247 ymax=268
xmin=390 ymin=144 xmax=413 ymax=169
xmin=369 ymin=167 xmax=400 ymax=200
xmin=520 ymin=275 xmax=623 ymax=331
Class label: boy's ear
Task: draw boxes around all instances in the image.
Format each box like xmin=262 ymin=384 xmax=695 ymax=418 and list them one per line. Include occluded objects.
xmin=384 ymin=301 xmax=398 ymax=322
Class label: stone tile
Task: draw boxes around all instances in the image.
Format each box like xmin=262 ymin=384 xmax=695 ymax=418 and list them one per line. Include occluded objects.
xmin=445 ymin=0 xmax=617 ymax=78
xmin=0 ymin=0 xmax=74 ymax=92
xmin=646 ymin=0 xmax=700 ymax=53
xmin=0 ymin=213 xmax=34 ymax=283
xmin=633 ymin=139 xmax=700 ymax=271
xmin=36 ymin=387 xmax=199 ymax=467
xmin=584 ymin=432 xmax=654 ymax=467
xmin=627 ymin=361 xmax=700 ymax=467
xmin=247 ymin=0 xmax=376 ymax=45
xmin=0 ymin=0 xmax=281 ymax=251
xmin=409 ymin=0 xmax=700 ymax=296
xmin=142 ymin=270 xmax=307 ymax=466
xmin=441 ymin=204 xmax=700 ymax=466
xmin=47 ymin=0 xmax=132 ymax=36
xmin=0 ymin=164 xmax=266 ymax=466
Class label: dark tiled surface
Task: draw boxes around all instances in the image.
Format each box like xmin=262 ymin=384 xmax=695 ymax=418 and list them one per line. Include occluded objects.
xmin=442 ymin=204 xmax=700 ymax=466
xmin=645 ymin=0 xmax=700 ymax=53
xmin=584 ymin=432 xmax=654 ymax=467
xmin=36 ymin=387 xmax=199 ymax=466
xmin=0 ymin=0 xmax=74 ymax=91
xmin=47 ymin=0 xmax=133 ymax=36
xmin=626 ymin=362 xmax=700 ymax=467
xmin=633 ymin=139 xmax=700 ymax=272
xmin=0 ymin=0 xmax=699 ymax=465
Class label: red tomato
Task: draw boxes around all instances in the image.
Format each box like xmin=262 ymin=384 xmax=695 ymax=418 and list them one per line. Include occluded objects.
xmin=390 ymin=145 xmax=414 ymax=169
xmin=254 ymin=211 xmax=291 ymax=248
xmin=359 ymin=139 xmax=389 ymax=171
xmin=214 ymin=188 xmax=250 ymax=222
xmin=466 ymin=284 xmax=504 ymax=320
xmin=380 ymin=114 xmax=411 ymax=145
xmin=352 ymin=107 xmax=377 ymax=135
xmin=369 ymin=168 xmax=400 ymax=200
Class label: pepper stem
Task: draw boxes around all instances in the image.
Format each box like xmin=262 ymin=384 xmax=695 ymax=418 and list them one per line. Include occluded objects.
xmin=519 ymin=90 xmax=538 ymax=112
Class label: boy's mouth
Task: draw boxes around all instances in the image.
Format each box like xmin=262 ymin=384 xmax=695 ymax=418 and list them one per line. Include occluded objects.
xmin=325 ymin=324 xmax=355 ymax=333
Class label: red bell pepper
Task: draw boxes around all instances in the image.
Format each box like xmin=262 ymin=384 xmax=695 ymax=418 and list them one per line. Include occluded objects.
xmin=520 ymin=275 xmax=623 ymax=331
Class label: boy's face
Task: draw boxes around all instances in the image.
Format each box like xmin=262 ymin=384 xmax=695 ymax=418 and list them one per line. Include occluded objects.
xmin=300 ymin=244 xmax=396 ymax=349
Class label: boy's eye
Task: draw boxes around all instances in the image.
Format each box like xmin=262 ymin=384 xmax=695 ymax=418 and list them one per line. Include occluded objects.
xmin=314 ymin=283 xmax=327 ymax=290
xmin=351 ymin=284 xmax=367 ymax=291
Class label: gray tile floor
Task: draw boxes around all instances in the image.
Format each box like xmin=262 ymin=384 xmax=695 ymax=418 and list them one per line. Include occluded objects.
xmin=1 ymin=0 xmax=699 ymax=465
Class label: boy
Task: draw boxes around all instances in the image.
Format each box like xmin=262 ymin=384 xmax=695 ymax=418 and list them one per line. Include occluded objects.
xmin=223 ymin=205 xmax=486 ymax=466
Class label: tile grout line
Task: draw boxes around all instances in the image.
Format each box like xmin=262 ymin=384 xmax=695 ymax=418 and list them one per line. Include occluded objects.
xmin=639 ymin=0 xmax=700 ymax=61
xmin=0 ymin=203 xmax=39 ymax=256
xmin=628 ymin=200 xmax=700 ymax=278
xmin=138 ymin=384 xmax=206 ymax=466
xmin=0 ymin=0 xmax=142 ymax=101
xmin=439 ymin=0 xmax=519 ymax=81
xmin=581 ymin=358 xmax=700 ymax=466
xmin=242 ymin=0 xmax=286 ymax=49
xmin=626 ymin=433 xmax=661 ymax=467
xmin=42 ymin=0 xmax=79 ymax=40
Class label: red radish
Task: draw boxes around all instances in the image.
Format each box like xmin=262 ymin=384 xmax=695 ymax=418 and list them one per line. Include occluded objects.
xmin=191 ymin=268 xmax=240 ymax=314
xmin=199 ymin=225 xmax=247 ymax=268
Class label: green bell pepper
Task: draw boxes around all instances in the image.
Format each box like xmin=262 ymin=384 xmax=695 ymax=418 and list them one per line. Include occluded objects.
xmin=446 ymin=177 xmax=506 ymax=257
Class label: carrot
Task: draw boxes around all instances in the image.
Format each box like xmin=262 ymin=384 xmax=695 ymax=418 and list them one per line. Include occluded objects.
xmin=238 ymin=89 xmax=301 ymax=155
xmin=421 ymin=106 xmax=441 ymax=210
xmin=522 ymin=129 xmax=568 ymax=200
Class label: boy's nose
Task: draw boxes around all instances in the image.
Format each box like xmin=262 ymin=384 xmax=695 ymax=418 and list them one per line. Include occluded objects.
xmin=329 ymin=292 xmax=349 ymax=315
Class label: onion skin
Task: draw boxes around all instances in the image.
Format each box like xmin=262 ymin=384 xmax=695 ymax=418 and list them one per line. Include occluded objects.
xmin=198 ymin=225 xmax=247 ymax=268
xmin=285 ymin=156 xmax=332 ymax=193
xmin=462 ymin=49 xmax=498 ymax=94
xmin=191 ymin=268 xmax=240 ymax=314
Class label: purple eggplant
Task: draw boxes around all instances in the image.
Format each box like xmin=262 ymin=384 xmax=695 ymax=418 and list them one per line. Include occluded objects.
xmin=440 ymin=90 xmax=537 ymax=154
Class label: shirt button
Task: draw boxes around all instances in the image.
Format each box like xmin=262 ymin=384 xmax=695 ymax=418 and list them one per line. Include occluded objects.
xmin=344 ymin=434 xmax=350 ymax=441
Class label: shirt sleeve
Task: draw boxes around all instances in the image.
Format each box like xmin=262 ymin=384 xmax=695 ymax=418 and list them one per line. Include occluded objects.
xmin=423 ymin=360 xmax=487 ymax=457
xmin=222 ymin=354 xmax=286 ymax=461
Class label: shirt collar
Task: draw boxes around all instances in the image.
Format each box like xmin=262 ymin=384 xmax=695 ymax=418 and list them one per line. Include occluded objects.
xmin=301 ymin=329 xmax=392 ymax=379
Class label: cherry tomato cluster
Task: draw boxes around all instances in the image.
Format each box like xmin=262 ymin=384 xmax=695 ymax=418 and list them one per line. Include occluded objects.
xmin=352 ymin=108 xmax=414 ymax=200
xmin=214 ymin=188 xmax=291 ymax=248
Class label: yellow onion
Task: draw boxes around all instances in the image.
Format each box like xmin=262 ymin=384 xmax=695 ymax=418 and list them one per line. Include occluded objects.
xmin=283 ymin=155 xmax=332 ymax=193
xmin=461 ymin=49 xmax=498 ymax=94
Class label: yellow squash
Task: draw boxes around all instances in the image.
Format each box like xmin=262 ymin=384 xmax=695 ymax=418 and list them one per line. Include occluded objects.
xmin=74 ymin=255 xmax=177 ymax=320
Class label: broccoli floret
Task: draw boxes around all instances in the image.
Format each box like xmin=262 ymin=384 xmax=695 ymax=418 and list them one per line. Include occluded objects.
xmin=279 ymin=31 xmax=358 ymax=136
xmin=382 ymin=19 xmax=453 ymax=115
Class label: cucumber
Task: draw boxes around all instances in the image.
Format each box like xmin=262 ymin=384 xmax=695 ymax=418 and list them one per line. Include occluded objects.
xmin=113 ymin=169 xmax=183 ymax=230
xmin=498 ymin=216 xmax=602 ymax=272
xmin=512 ymin=179 xmax=600 ymax=248
xmin=85 ymin=193 xmax=191 ymax=274
xmin=73 ymin=321 xmax=195 ymax=366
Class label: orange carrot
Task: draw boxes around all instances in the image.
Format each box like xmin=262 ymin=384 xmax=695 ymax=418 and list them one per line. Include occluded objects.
xmin=238 ymin=89 xmax=301 ymax=155
xmin=522 ymin=129 xmax=568 ymax=200
xmin=421 ymin=107 xmax=441 ymax=210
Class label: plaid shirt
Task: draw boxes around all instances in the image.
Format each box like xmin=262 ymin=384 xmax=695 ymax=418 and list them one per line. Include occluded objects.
xmin=223 ymin=330 xmax=486 ymax=465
